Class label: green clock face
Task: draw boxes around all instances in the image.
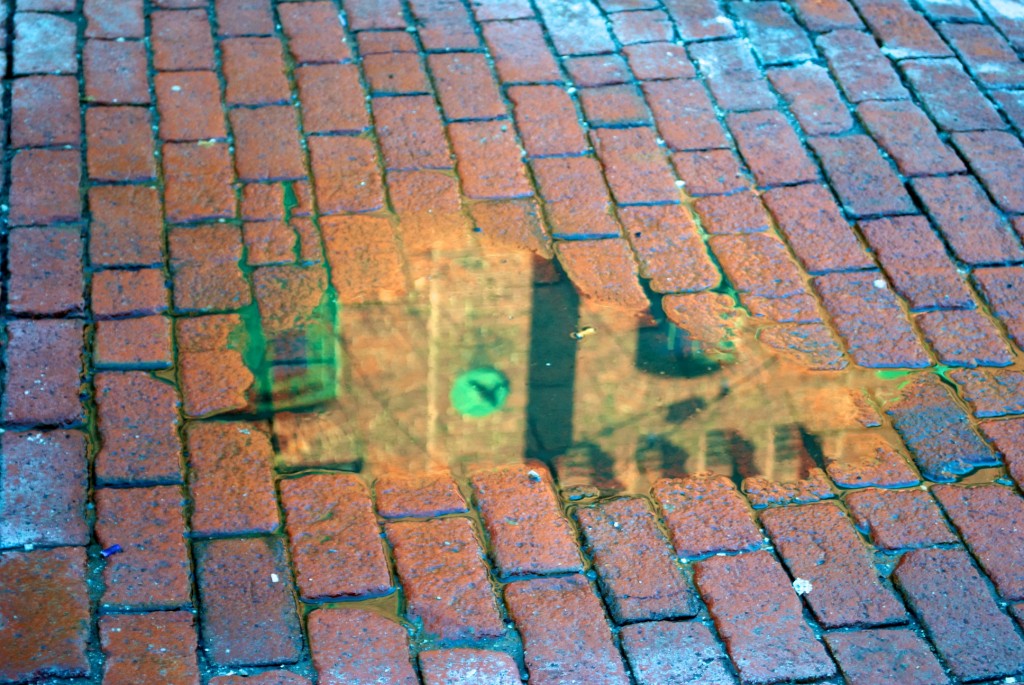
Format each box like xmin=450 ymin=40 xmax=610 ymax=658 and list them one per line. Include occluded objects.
xmin=450 ymin=368 xmax=510 ymax=417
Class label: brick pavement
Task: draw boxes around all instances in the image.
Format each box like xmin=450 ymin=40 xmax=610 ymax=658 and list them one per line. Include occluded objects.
xmin=3 ymin=0 xmax=1024 ymax=683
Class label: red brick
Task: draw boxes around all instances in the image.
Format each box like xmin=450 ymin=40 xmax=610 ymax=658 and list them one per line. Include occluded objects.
xmin=565 ymin=54 xmax=631 ymax=87
xmin=663 ymin=0 xmax=736 ymax=40
xmin=86 ymin=106 xmax=157 ymax=181
xmin=763 ymin=326 xmax=847 ymax=368
xmin=694 ymin=192 xmax=768 ymax=234
xmin=170 ymin=225 xmax=250 ymax=311
xmin=790 ymin=0 xmax=863 ymax=30
xmin=279 ymin=1 xmax=351 ymax=63
xmin=95 ymin=485 xmax=190 ymax=607
xmin=994 ymin=90 xmax=1024 ymax=135
xmin=244 ymin=220 xmax=297 ymax=265
xmin=7 ymin=227 xmax=83 ymax=316
xmin=858 ymin=215 xmax=973 ymax=310
xmin=482 ymin=19 xmax=561 ymax=83
xmin=662 ymin=292 xmax=746 ymax=355
xmin=579 ymin=84 xmax=651 ymax=126
xmin=322 ymin=214 xmax=407 ymax=302
xmin=373 ymin=95 xmax=451 ymax=170
xmin=710 ymin=232 xmax=807 ymax=298
xmin=216 ymin=0 xmax=273 ymax=36
xmin=532 ymin=156 xmax=620 ymax=239
xmin=695 ymin=550 xmax=837 ymax=683
xmin=152 ymin=9 xmax=215 ymax=71
xmin=817 ymin=30 xmax=908 ymax=103
xmin=9 ymin=148 xmax=81 ymax=226
xmin=610 ymin=9 xmax=673 ymax=44
xmin=734 ymin=1 xmax=815 ymax=65
xmin=596 ymin=0 xmax=659 ymax=9
xmin=853 ymin=0 xmax=951 ymax=58
xmin=950 ymin=367 xmax=1024 ymax=417
xmin=0 ymin=548 xmax=90 ymax=682
xmin=974 ymin=266 xmax=1024 ymax=348
xmin=308 ymin=135 xmax=384 ymax=214
xmin=279 ymin=473 xmax=390 ymax=599
xmin=407 ymin=0 xmax=479 ymax=51
xmin=577 ymin=497 xmax=698 ymax=622
xmin=222 ymin=37 xmax=291 ymax=105
xmin=896 ymin=547 xmax=1024 ymax=680
xmin=743 ymin=466 xmax=838 ymax=508
xmin=85 ymin=0 xmax=144 ymax=37
xmin=470 ymin=198 xmax=553 ymax=255
xmin=671 ymin=148 xmax=747 ymax=196
xmin=809 ymin=134 xmax=914 ymax=218
xmin=941 ymin=22 xmax=1024 ymax=88
xmin=620 ymin=204 xmax=717 ymax=293
xmin=980 ymin=418 xmax=1024 ymax=489
xmin=471 ymin=464 xmax=582 ymax=578
xmin=389 ymin=169 xmax=469 ymax=250
xmin=689 ymin=40 xmax=776 ymax=111
xmin=535 ymin=0 xmax=615 ymax=55
xmin=241 ymin=183 xmax=283 ymax=220
xmin=295 ymin=64 xmax=368 ymax=134
xmin=556 ymin=239 xmax=651 ymax=310
xmin=825 ymin=629 xmax=951 ymax=685
xmin=344 ymin=0 xmax=405 ymax=29
xmin=176 ymin=315 xmax=256 ymax=417
xmin=13 ymin=12 xmax=77 ymax=75
xmin=0 ymin=430 xmax=88 ymax=547
xmin=857 ymin=101 xmax=964 ymax=178
xmin=652 ymin=473 xmax=761 ymax=557
xmin=363 ymin=53 xmax=430 ymax=94
xmin=901 ymin=58 xmax=1006 ymax=131
xmin=251 ymin=264 xmax=328 ymax=337
xmin=195 ymin=537 xmax=303 ymax=667
xmin=768 ymin=63 xmax=852 ymax=137
xmin=11 ymin=75 xmax=80 ymax=148
xmin=916 ymin=0 xmax=979 ymax=19
xmin=83 ymin=39 xmax=150 ymax=105
xmin=374 ymin=471 xmax=467 ymax=518
xmin=308 ymin=609 xmax=416 ymax=685
xmin=92 ymin=268 xmax=167 ymax=318
xmin=846 ymin=486 xmax=956 ymax=550
xmin=2 ymin=319 xmax=84 ymax=425
xmin=99 ymin=612 xmax=200 ymax=685
xmin=623 ymin=42 xmax=695 ymax=80
xmin=620 ymin=621 xmax=736 ymax=685
xmin=449 ymin=120 xmax=531 ymax=200
xmin=293 ymin=216 xmax=322 ymax=263
xmin=89 ymin=185 xmax=163 ymax=266
xmin=210 ymin=673 xmax=311 ymax=685
xmin=94 ymin=316 xmax=174 ymax=368
xmin=19 ymin=0 xmax=75 ymax=8
xmin=230 ymin=106 xmax=305 ymax=181
xmin=387 ymin=517 xmax=504 ymax=639
xmin=419 ymin=650 xmax=522 ymax=685
xmin=823 ymin=431 xmax=919 ymax=488
xmin=504 ymin=575 xmax=629 ymax=685
xmin=885 ymin=374 xmax=997 ymax=481
xmin=591 ymin=127 xmax=679 ymax=206
xmin=728 ymin=110 xmax=818 ymax=187
xmin=917 ymin=310 xmax=1014 ymax=367
xmin=469 ymin=0 xmax=533 ymax=19
xmin=155 ymin=71 xmax=227 ymax=141
xmin=154 ymin=0 xmax=205 ymax=7
xmin=981 ymin=0 xmax=1024 ymax=50
xmin=162 ymin=142 xmax=236 ymax=223
xmin=356 ymin=30 xmax=416 ymax=54
xmin=508 ymin=85 xmax=586 ymax=158
xmin=953 ymin=130 xmax=1024 ymax=214
xmin=429 ymin=53 xmax=504 ymax=121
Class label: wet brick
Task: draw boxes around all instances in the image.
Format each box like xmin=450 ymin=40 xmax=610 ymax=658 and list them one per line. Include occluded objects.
xmin=825 ymin=628 xmax=950 ymax=685
xmin=389 ymin=169 xmax=469 ymax=250
xmin=663 ymin=0 xmax=735 ymax=40
xmin=429 ymin=53 xmax=504 ymax=121
xmin=162 ymin=142 xmax=236 ymax=223
xmin=885 ymin=374 xmax=998 ymax=481
xmin=470 ymin=199 xmax=552 ymax=256
xmin=504 ymin=575 xmax=629 ymax=685
xmin=577 ymin=497 xmax=698 ymax=623
xmin=591 ymin=127 xmax=679 ymax=206
xmin=813 ymin=271 xmax=930 ymax=368
xmin=176 ymin=315 xmax=256 ymax=418
xmin=169 ymin=225 xmax=251 ymax=312
xmin=279 ymin=1 xmax=351 ymax=63
xmin=387 ymin=517 xmax=504 ymax=639
xmin=13 ymin=12 xmax=76 ymax=75
xmin=83 ymin=39 xmax=150 ymax=105
xmin=578 ymin=84 xmax=651 ymax=126
xmin=2 ymin=319 xmax=84 ymax=426
xmin=953 ymin=130 xmax=1024 ymax=214
xmin=9 ymin=149 xmax=81 ymax=226
xmin=187 ymin=421 xmax=279 ymax=536
xmin=768 ymin=63 xmax=853 ymax=136
xmin=449 ymin=121 xmax=532 ymax=200
xmin=363 ymin=53 xmax=430 ymax=95
xmin=11 ymin=75 xmax=81 ymax=148
xmin=321 ymin=214 xmax=406 ymax=303
xmin=980 ymin=418 xmax=1024 ymax=489
xmin=152 ymin=9 xmax=215 ymax=71
xmin=662 ymin=292 xmax=746 ymax=355
xmin=419 ymin=649 xmax=522 ymax=685
xmin=710 ymin=233 xmax=807 ymax=299
xmin=916 ymin=0 xmax=978 ymax=19
xmin=609 ymin=9 xmax=673 ymax=45
xmin=912 ymin=174 xmax=1024 ymax=266
xmin=0 ymin=430 xmax=88 ymax=547
xmin=252 ymin=263 xmax=327 ymax=338
xmin=941 ymin=22 xmax=1024 ymax=89
xmin=917 ymin=311 xmax=1014 ymax=368
xmin=852 ymin=0 xmax=951 ymax=58
xmin=89 ymin=185 xmax=164 ymax=266
xmin=993 ymin=91 xmax=1024 ymax=135
xmin=99 ymin=612 xmax=200 ymax=685
xmin=375 ymin=471 xmax=468 ymax=518
xmin=374 ymin=95 xmax=452 ymax=171
xmin=743 ymin=466 xmax=838 ymax=507
xmin=950 ymin=367 xmax=1024 ymax=417
xmin=94 ymin=316 xmax=174 ymax=368
xmin=620 ymin=621 xmax=738 ymax=685
xmin=94 ymin=371 xmax=182 ymax=485
xmin=619 ymin=204 xmax=719 ymax=293
xmin=531 ymin=156 xmax=620 ymax=239
xmin=895 ymin=547 xmax=1024 ymax=681
xmin=216 ymin=0 xmax=273 ymax=36
xmin=95 ymin=485 xmax=190 ymax=608
xmin=731 ymin=1 xmax=815 ymax=65
xmin=856 ymin=100 xmax=965 ymax=177
xmin=652 ymin=473 xmax=762 ymax=558
xmin=307 ymin=609 xmax=417 ymax=685
xmin=308 ymin=135 xmax=384 ymax=214
xmin=728 ymin=110 xmax=818 ymax=187
xmin=817 ymin=30 xmax=908 ymax=105
xmin=857 ymin=215 xmax=974 ymax=310
xmin=231 ymin=107 xmax=305 ymax=182
xmin=243 ymin=221 xmax=297 ymax=265
xmin=761 ymin=502 xmax=905 ymax=628
xmin=555 ymin=239 xmax=650 ymax=310
xmin=535 ymin=0 xmax=614 ymax=56
xmin=790 ymin=0 xmax=863 ymax=30
xmin=471 ymin=463 xmax=582 ymax=578
xmin=643 ymin=79 xmax=729 ymax=152
xmin=210 ymin=673 xmax=311 ymax=685
xmin=85 ymin=0 xmax=145 ymax=38
xmin=623 ymin=42 xmax=696 ymax=81
xmin=565 ymin=54 xmax=631 ymax=87
xmin=808 ymin=134 xmax=914 ymax=218
xmin=92 ymin=268 xmax=168 ymax=318
xmin=0 ymin=548 xmax=90 ymax=682
xmin=7 ymin=227 xmax=83 ymax=316
xmin=900 ymin=58 xmax=1006 ymax=131
xmin=482 ymin=19 xmax=560 ymax=84
xmin=407 ymin=0 xmax=479 ymax=51
xmin=279 ymin=473 xmax=391 ymax=599
xmin=974 ymin=266 xmax=1024 ymax=348
xmin=746 ymin=295 xmax=822 ymax=324
xmin=694 ymin=192 xmax=769 ymax=234
xmin=155 ymin=71 xmax=227 ymax=141
xmin=241 ymin=183 xmax=284 ymax=221
xmin=222 ymin=37 xmax=290 ymax=105
xmin=295 ymin=64 xmax=369 ymax=134
xmin=846 ymin=487 xmax=956 ymax=550
xmin=86 ymin=106 xmax=157 ymax=181
xmin=508 ymin=85 xmax=588 ymax=158
xmin=671 ymin=149 xmax=748 ymax=196
xmin=694 ymin=550 xmax=837 ymax=684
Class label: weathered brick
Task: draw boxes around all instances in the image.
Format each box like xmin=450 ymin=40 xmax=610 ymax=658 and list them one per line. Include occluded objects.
xmin=653 ymin=474 xmax=761 ymax=558
xmin=663 ymin=0 xmax=735 ymax=40
xmin=95 ymin=485 xmax=190 ymax=608
xmin=91 ymin=268 xmax=167 ymax=318
xmin=531 ymin=156 xmax=620 ymax=239
xmin=216 ymin=0 xmax=273 ymax=35
xmin=252 ymin=263 xmax=328 ymax=341
xmin=535 ymin=0 xmax=614 ymax=55
xmin=979 ymin=0 xmax=1024 ymax=50
xmin=623 ymin=42 xmax=696 ymax=80
xmin=470 ymin=198 xmax=553 ymax=256
xmin=710 ymin=232 xmax=807 ymax=299
xmin=230 ymin=106 xmax=305 ymax=181
xmin=610 ymin=9 xmax=673 ymax=44
xmin=83 ymin=39 xmax=150 ymax=105
xmin=504 ymin=575 xmax=629 ymax=685
xmin=813 ymin=271 xmax=930 ymax=368
xmin=471 ymin=464 xmax=582 ymax=578
xmin=155 ymin=71 xmax=227 ymax=141
xmin=469 ymin=0 xmax=533 ymax=20
xmin=94 ymin=316 xmax=174 ymax=368
xmin=2 ymin=319 xmax=84 ymax=425
xmin=221 ymin=37 xmax=290 ymax=105
xmin=419 ymin=650 xmax=522 ymax=685
xmin=591 ymin=127 xmax=679 ymax=205
xmin=808 ymin=135 xmax=914 ymax=218
xmin=671 ymin=148 xmax=748 ymax=196
xmin=695 ymin=550 xmax=836 ymax=683
xmin=170 ymin=225 xmax=250 ymax=312
xmin=852 ymin=0 xmax=951 ymax=58
xmin=662 ymin=292 xmax=746 ymax=355
xmin=344 ymin=0 xmax=405 ymax=29
xmin=579 ymin=84 xmax=651 ymax=126
xmin=732 ymin=1 xmax=815 ymax=65
xmin=825 ymin=629 xmax=951 ymax=685
xmin=768 ymin=63 xmax=853 ymax=136
xmin=556 ymin=239 xmax=651 ymax=310
xmin=322 ymin=214 xmax=406 ymax=303
xmin=195 ymin=537 xmax=303 ymax=667
xmin=99 ymin=612 xmax=200 ymax=685
xmin=177 ymin=315 xmax=256 ymax=417
xmin=407 ymin=0 xmax=479 ymax=51
xmin=20 ymin=0 xmax=77 ymax=9
xmin=917 ymin=310 xmax=1014 ymax=368
xmin=85 ymin=0 xmax=145 ymax=38
xmin=152 ymin=9 xmax=215 ymax=71
xmin=0 ymin=430 xmax=88 ymax=547
xmin=941 ymin=22 xmax=1024 ymax=89
xmin=895 ymin=547 xmax=1024 ymax=681
xmin=11 ymin=76 xmax=81 ymax=148
xmin=449 ymin=121 xmax=532 ymax=200
xmin=389 ymin=169 xmax=469 ymax=250
xmin=162 ymin=142 xmax=236 ymax=223
xmin=901 ymin=58 xmax=1006 ymax=131
xmin=742 ymin=467 xmax=837 ymax=508
xmin=210 ymin=673 xmax=311 ymax=685
xmin=7 ymin=227 xmax=83 ymax=316
xmin=89 ymin=185 xmax=163 ymax=266
xmin=644 ymin=80 xmax=726 ymax=152
xmin=482 ymin=19 xmax=561 ymax=84
xmin=363 ymin=53 xmax=430 ymax=94
xmin=950 ymin=367 xmax=1024 ymax=417
xmin=916 ymin=0 xmax=979 ymax=19
xmin=243 ymin=220 xmax=297 ymax=265
xmin=308 ymin=609 xmax=417 ymax=685
xmin=688 ymin=39 xmax=776 ymax=111
xmin=953 ymin=130 xmax=1024 ymax=214
xmin=13 ymin=12 xmax=76 ymax=75
xmin=857 ymin=100 xmax=965 ymax=177
xmin=885 ymin=374 xmax=998 ymax=481
xmin=308 ymin=135 xmax=384 ymax=214
xmin=374 ymin=472 xmax=467 ymax=518
xmin=620 ymin=204 xmax=718 ymax=293
xmin=858 ymin=215 xmax=974 ymax=310
xmin=620 ymin=621 xmax=737 ymax=685
xmin=374 ymin=95 xmax=451 ymax=170
xmin=994 ymin=90 xmax=1024 ymax=135
xmin=508 ymin=85 xmax=587 ymax=157
xmin=565 ymin=54 xmax=632 ymax=87
xmin=817 ymin=30 xmax=908 ymax=102
xmin=847 ymin=486 xmax=956 ymax=550
xmin=295 ymin=64 xmax=368 ymax=134
xmin=695 ymin=191 xmax=769 ymax=234
xmin=974 ymin=266 xmax=1024 ymax=347
xmin=9 ymin=149 xmax=81 ymax=226
xmin=728 ymin=110 xmax=818 ymax=187
xmin=86 ymin=106 xmax=157 ymax=181
xmin=0 ymin=548 xmax=90 ymax=682
xmin=429 ymin=53 xmax=504 ymax=121
xmin=980 ymin=418 xmax=1024 ymax=489
xmin=241 ymin=183 xmax=283 ymax=221
xmin=356 ymin=30 xmax=416 ymax=55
